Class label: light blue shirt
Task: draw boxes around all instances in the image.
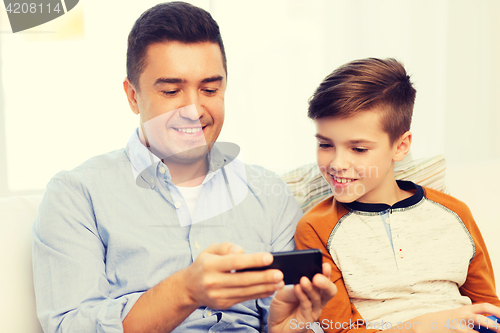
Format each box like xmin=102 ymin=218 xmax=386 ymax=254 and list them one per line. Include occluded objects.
xmin=32 ymin=129 xmax=303 ymax=333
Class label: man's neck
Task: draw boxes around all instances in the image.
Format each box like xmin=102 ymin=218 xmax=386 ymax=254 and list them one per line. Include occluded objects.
xmin=164 ymin=158 xmax=208 ymax=187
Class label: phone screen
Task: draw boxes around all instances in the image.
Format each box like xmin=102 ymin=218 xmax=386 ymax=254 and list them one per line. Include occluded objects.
xmin=238 ymin=249 xmax=323 ymax=285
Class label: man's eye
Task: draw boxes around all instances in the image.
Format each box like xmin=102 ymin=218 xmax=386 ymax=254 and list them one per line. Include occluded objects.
xmin=353 ymin=147 xmax=368 ymax=153
xmin=203 ymin=88 xmax=218 ymax=95
xmin=318 ymin=143 xmax=332 ymax=149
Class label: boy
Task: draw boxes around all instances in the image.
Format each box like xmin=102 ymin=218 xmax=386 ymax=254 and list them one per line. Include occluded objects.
xmin=295 ymin=58 xmax=500 ymax=332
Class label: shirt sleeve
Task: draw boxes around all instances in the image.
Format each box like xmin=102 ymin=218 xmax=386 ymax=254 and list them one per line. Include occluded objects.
xmin=32 ymin=175 xmax=142 ymax=333
xmin=456 ymin=203 xmax=500 ymax=305
xmin=424 ymin=187 xmax=500 ymax=306
xmin=294 ymin=211 xmax=378 ymax=333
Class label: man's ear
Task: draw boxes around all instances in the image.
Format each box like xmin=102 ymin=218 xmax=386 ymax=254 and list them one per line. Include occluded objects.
xmin=123 ymin=78 xmax=140 ymax=115
xmin=393 ymin=131 xmax=412 ymax=162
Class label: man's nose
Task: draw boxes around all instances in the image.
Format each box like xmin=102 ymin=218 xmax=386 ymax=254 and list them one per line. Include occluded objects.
xmin=178 ymin=93 xmax=203 ymax=120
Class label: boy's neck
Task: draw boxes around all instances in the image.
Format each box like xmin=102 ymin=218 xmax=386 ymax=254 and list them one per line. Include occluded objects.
xmin=357 ymin=171 xmax=414 ymax=207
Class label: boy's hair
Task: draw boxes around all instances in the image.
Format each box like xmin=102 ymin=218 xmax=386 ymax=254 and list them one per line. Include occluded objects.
xmin=308 ymin=58 xmax=416 ymax=144
xmin=126 ymin=1 xmax=227 ymax=90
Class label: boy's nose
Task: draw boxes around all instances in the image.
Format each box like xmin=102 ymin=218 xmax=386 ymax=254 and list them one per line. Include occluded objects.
xmin=329 ymin=154 xmax=350 ymax=171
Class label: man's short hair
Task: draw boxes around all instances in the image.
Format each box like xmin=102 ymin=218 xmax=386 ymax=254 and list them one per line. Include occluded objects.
xmin=126 ymin=1 xmax=227 ymax=90
xmin=308 ymin=58 xmax=416 ymax=144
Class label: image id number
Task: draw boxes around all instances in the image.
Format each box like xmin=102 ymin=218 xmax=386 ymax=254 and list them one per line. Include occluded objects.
xmin=6 ymin=3 xmax=62 ymax=14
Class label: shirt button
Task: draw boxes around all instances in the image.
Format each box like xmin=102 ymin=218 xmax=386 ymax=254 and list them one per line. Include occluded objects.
xmin=150 ymin=177 xmax=155 ymax=185
xmin=159 ymin=167 xmax=166 ymax=174
xmin=174 ymin=202 xmax=182 ymax=209
xmin=195 ymin=241 xmax=201 ymax=250
xmin=207 ymin=310 xmax=212 ymax=316
xmin=385 ymin=217 xmax=390 ymax=225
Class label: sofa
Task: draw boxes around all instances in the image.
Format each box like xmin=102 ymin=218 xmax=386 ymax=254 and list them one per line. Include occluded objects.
xmin=1 ymin=156 xmax=499 ymax=333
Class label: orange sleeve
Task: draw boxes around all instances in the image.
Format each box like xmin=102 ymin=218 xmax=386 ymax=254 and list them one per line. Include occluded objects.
xmin=294 ymin=198 xmax=379 ymax=333
xmin=425 ymin=188 xmax=500 ymax=306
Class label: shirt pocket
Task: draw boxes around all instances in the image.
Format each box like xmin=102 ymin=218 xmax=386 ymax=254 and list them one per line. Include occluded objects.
xmin=231 ymin=239 xmax=272 ymax=254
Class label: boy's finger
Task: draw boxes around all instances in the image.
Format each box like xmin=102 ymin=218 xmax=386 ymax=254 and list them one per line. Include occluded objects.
xmin=300 ymin=276 xmax=323 ymax=309
xmin=312 ymin=274 xmax=337 ymax=305
xmin=322 ymin=262 xmax=332 ymax=279
xmin=475 ymin=314 xmax=500 ymax=333
xmin=293 ymin=283 xmax=313 ymax=311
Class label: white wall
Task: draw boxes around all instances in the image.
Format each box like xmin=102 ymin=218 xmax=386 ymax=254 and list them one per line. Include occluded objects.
xmin=1 ymin=0 xmax=499 ymax=192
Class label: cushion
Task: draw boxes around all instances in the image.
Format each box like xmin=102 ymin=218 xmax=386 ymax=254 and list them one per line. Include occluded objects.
xmin=0 ymin=195 xmax=44 ymax=333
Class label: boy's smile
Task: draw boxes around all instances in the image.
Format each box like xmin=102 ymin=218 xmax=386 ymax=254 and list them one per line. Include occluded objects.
xmin=315 ymin=108 xmax=412 ymax=205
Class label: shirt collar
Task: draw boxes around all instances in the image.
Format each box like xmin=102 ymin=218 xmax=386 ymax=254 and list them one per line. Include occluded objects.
xmin=126 ymin=129 xmax=162 ymax=182
xmin=125 ymin=128 xmax=234 ymax=187
xmin=342 ymin=180 xmax=424 ymax=213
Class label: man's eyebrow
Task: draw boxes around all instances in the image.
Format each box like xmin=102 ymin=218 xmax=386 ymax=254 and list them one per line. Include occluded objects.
xmin=201 ymin=75 xmax=223 ymax=83
xmin=154 ymin=77 xmax=186 ymax=85
xmin=153 ymin=75 xmax=223 ymax=85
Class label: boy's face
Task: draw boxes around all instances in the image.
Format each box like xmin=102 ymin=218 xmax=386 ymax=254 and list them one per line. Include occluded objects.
xmin=315 ymin=109 xmax=409 ymax=204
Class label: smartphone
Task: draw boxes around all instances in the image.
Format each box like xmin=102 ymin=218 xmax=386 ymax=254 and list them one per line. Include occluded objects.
xmin=237 ymin=249 xmax=323 ymax=285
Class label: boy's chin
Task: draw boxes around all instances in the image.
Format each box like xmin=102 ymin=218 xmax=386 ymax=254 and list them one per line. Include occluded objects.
xmin=333 ymin=195 xmax=359 ymax=204
xmin=330 ymin=186 xmax=365 ymax=203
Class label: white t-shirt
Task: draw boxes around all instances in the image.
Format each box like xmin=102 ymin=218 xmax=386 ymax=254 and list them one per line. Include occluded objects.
xmin=177 ymin=184 xmax=203 ymax=218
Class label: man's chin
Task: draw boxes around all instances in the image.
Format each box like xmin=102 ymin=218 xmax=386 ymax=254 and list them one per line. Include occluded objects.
xmin=155 ymin=145 xmax=210 ymax=165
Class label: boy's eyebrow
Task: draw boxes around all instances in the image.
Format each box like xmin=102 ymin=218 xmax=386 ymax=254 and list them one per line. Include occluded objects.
xmin=315 ymin=134 xmax=332 ymax=141
xmin=315 ymin=134 xmax=376 ymax=145
xmin=347 ymin=139 xmax=377 ymax=145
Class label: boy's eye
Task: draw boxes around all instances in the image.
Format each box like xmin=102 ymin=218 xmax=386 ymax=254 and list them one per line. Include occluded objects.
xmin=353 ymin=147 xmax=368 ymax=153
xmin=318 ymin=143 xmax=333 ymax=149
xmin=162 ymin=90 xmax=178 ymax=96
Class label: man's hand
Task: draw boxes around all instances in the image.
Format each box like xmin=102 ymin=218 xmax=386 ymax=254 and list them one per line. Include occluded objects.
xmin=268 ymin=263 xmax=337 ymax=333
xmin=390 ymin=303 xmax=500 ymax=333
xmin=124 ymin=242 xmax=284 ymax=333
xmin=182 ymin=242 xmax=285 ymax=309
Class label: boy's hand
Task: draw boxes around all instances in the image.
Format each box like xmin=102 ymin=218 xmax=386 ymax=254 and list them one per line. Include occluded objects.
xmin=394 ymin=303 xmax=500 ymax=333
xmin=182 ymin=242 xmax=285 ymax=310
xmin=268 ymin=263 xmax=337 ymax=333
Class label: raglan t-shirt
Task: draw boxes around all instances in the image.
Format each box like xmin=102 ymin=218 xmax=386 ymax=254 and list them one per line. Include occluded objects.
xmin=296 ymin=180 xmax=500 ymax=332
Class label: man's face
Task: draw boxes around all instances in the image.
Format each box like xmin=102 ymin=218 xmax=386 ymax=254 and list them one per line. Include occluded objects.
xmin=127 ymin=41 xmax=226 ymax=165
xmin=315 ymin=109 xmax=402 ymax=204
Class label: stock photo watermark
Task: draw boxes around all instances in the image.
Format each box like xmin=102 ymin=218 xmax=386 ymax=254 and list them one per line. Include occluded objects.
xmin=291 ymin=318 xmax=499 ymax=331
xmin=3 ymin=0 xmax=80 ymax=34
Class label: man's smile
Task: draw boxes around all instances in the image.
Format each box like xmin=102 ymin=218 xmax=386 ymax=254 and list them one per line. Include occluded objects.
xmin=173 ymin=126 xmax=204 ymax=134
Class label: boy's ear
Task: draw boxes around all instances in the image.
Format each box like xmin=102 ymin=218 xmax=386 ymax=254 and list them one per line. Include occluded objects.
xmin=393 ymin=131 xmax=412 ymax=162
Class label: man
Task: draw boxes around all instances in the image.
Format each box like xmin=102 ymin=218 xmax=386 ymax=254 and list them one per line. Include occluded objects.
xmin=32 ymin=2 xmax=336 ymax=332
